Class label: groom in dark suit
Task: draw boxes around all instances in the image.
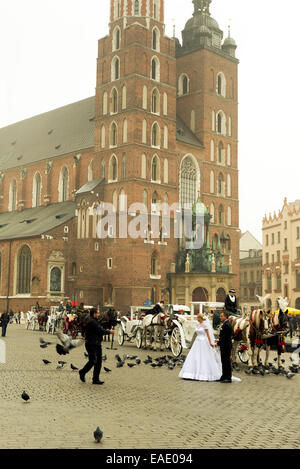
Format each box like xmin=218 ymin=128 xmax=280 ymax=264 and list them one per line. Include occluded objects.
xmin=217 ymin=311 xmax=233 ymax=383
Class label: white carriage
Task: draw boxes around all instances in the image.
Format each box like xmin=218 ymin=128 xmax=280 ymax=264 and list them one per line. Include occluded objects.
xmin=25 ymin=307 xmax=38 ymax=330
xmin=166 ymin=302 xmax=224 ymax=357
xmin=117 ymin=306 xmax=154 ymax=348
xmin=45 ymin=306 xmax=64 ymax=334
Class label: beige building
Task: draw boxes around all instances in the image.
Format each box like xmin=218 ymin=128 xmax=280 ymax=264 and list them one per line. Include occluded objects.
xmin=240 ymin=231 xmax=262 ymax=313
xmin=262 ymin=198 xmax=300 ymax=311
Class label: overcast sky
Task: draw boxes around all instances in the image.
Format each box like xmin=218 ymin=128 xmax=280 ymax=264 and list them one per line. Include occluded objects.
xmin=0 ymin=0 xmax=298 ymax=243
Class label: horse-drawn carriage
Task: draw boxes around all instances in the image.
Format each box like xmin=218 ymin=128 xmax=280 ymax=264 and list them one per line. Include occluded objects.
xmin=45 ymin=306 xmax=64 ymax=334
xmin=117 ymin=306 xmax=154 ymax=348
xmin=25 ymin=306 xmax=49 ymax=331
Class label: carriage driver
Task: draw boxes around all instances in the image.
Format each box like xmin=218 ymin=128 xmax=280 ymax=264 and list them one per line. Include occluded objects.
xmin=224 ymin=289 xmax=238 ymax=315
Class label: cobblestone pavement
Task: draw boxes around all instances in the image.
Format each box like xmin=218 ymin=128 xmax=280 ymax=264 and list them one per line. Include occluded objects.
xmin=0 ymin=324 xmax=299 ymax=449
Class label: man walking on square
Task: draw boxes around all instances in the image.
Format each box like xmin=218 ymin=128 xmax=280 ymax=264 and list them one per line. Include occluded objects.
xmin=79 ymin=308 xmax=115 ymax=385
xmin=217 ymin=311 xmax=233 ymax=383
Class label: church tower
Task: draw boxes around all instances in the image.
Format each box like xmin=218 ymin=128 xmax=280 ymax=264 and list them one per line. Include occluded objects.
xmin=175 ymin=0 xmax=240 ymax=291
xmin=94 ymin=0 xmax=179 ymax=308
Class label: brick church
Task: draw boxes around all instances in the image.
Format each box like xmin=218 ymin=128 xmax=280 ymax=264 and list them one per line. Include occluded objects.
xmin=0 ymin=0 xmax=239 ymax=312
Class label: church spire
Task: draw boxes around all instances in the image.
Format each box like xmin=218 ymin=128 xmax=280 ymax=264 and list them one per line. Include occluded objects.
xmin=193 ymin=0 xmax=212 ymax=15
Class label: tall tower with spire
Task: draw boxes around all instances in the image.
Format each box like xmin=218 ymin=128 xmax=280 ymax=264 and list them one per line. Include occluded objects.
xmin=94 ymin=0 xmax=179 ymax=308
xmin=175 ymin=0 xmax=240 ymax=291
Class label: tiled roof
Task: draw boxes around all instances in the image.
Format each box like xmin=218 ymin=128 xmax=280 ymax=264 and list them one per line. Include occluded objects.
xmin=0 ymin=97 xmax=95 ymax=171
xmin=0 ymin=201 xmax=75 ymax=241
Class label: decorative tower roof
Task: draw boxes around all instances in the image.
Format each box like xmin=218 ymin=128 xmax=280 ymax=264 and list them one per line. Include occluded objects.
xmin=181 ymin=0 xmax=223 ymax=53
xmin=222 ymin=23 xmax=237 ymax=57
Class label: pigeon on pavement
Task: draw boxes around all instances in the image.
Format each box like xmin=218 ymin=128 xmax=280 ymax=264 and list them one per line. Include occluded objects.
xmin=22 ymin=391 xmax=30 ymax=402
xmin=94 ymin=426 xmax=103 ymax=443
xmin=104 ymin=367 xmax=111 ymax=372
xmin=42 ymin=359 xmax=51 ymax=365
xmin=127 ymin=363 xmax=136 ymax=368
xmin=71 ymin=364 xmax=79 ymax=371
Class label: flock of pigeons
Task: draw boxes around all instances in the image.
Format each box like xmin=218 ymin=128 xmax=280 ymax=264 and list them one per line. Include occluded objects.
xmin=244 ymin=357 xmax=299 ymax=379
xmin=20 ymin=331 xmax=299 ymax=443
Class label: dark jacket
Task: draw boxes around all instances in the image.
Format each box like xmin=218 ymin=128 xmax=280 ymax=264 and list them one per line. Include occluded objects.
xmin=218 ymin=320 xmax=233 ymax=351
xmin=0 ymin=313 xmax=10 ymax=326
xmin=84 ymin=316 xmax=111 ymax=346
xmin=224 ymin=294 xmax=237 ymax=314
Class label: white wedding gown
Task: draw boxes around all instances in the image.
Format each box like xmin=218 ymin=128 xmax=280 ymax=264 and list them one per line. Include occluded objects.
xmin=179 ymin=320 xmax=241 ymax=382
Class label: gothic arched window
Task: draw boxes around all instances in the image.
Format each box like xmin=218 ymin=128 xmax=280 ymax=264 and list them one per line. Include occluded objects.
xmin=180 ymin=156 xmax=197 ymax=207
xmin=111 ymin=88 xmax=118 ymax=113
xmin=9 ymin=179 xmax=17 ymax=212
xmin=17 ymin=245 xmax=32 ymax=294
xmin=59 ymin=167 xmax=69 ymax=202
xmin=151 ymin=88 xmax=160 ymax=113
xmin=33 ymin=172 xmax=42 ymax=207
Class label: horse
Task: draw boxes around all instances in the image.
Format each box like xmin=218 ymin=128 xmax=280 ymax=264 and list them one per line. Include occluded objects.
xmin=36 ymin=309 xmax=49 ymax=331
xmin=264 ymin=297 xmax=289 ymax=369
xmin=229 ymin=315 xmax=251 ymax=369
xmin=141 ymin=312 xmax=168 ymax=351
xmin=248 ymin=296 xmax=270 ymax=370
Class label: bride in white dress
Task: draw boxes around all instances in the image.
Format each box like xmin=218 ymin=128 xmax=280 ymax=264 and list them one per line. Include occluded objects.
xmin=179 ymin=313 xmax=222 ymax=381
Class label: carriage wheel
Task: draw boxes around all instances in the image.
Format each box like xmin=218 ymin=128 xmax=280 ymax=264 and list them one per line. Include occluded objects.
xmin=117 ymin=325 xmax=124 ymax=346
xmin=238 ymin=348 xmax=249 ymax=364
xmin=136 ymin=329 xmax=142 ymax=349
xmin=170 ymin=327 xmax=183 ymax=357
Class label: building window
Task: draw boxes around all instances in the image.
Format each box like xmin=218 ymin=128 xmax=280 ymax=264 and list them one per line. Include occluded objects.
xmin=32 ymin=172 xmax=42 ymax=207
xmin=217 ymin=72 xmax=226 ymax=97
xmin=180 ymin=156 xmax=197 ymax=208
xmin=271 ymin=233 xmax=274 ymax=245
xmin=297 ymin=227 xmax=300 ymax=239
xmin=134 ymin=0 xmax=140 ymax=15
xmin=17 ymin=245 xmax=31 ymax=294
xmin=151 ymin=57 xmax=160 ymax=81
xmin=151 ymin=252 xmax=158 ymax=275
xmin=276 ymin=275 xmax=281 ymax=292
xmin=88 ymin=160 xmax=93 ymax=182
xmin=267 ymin=276 xmax=272 ymax=291
xmin=152 ymin=28 xmax=160 ymax=51
xmin=58 ymin=167 xmax=69 ymax=202
xmin=266 ymin=234 xmax=269 ymax=246
xmin=296 ymin=247 xmax=300 ymax=260
xmin=110 ymin=122 xmax=118 ymax=147
xmin=218 ymin=205 xmax=224 ymax=225
xmin=151 ymin=122 xmax=160 ymax=147
xmin=266 ymin=252 xmax=269 ymax=264
xmin=122 ymin=153 xmax=126 ymax=179
xmin=151 ymin=155 xmax=160 ymax=182
xmin=284 ymin=263 xmax=289 ymax=274
xmin=9 ymin=179 xmax=17 ymax=212
xmin=111 ymin=56 xmax=120 ymax=81
xmin=109 ymin=155 xmax=118 ymax=182
xmin=277 ymin=250 xmax=280 ymax=263
xmin=50 ymin=267 xmax=62 ymax=295
xmin=151 ymin=88 xmax=160 ymax=114
xmin=277 ymin=232 xmax=280 ymax=244
xmin=111 ymin=88 xmax=118 ymax=113
xmin=284 ymin=238 xmax=288 ymax=251
xmin=178 ymin=74 xmax=189 ymax=96
xmin=107 ymin=258 xmax=113 ymax=269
